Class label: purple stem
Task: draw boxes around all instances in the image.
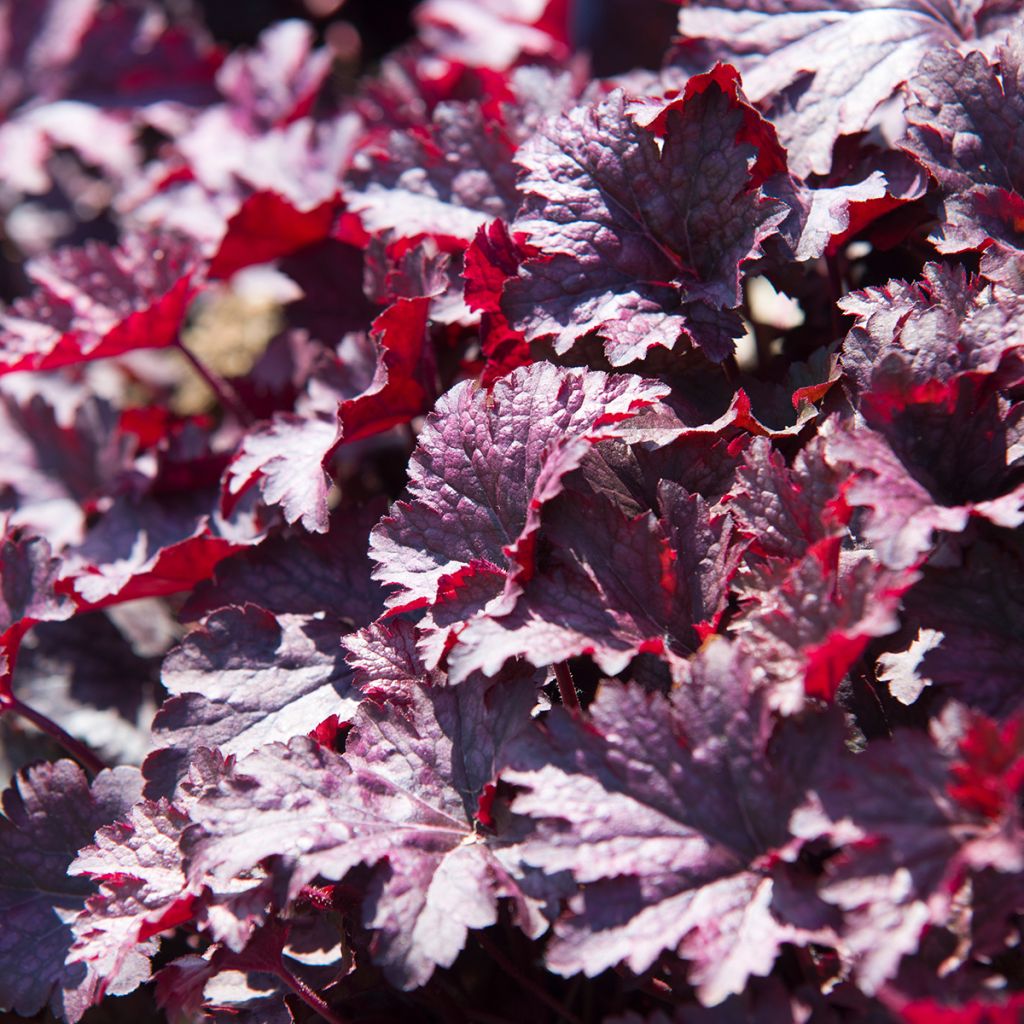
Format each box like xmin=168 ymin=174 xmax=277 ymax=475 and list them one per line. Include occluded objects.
xmin=5 ymin=696 xmax=106 ymax=775
xmin=173 ymin=337 xmax=254 ymax=426
xmin=553 ymin=661 xmax=580 ymax=714
xmin=275 ymin=962 xmax=350 ymax=1024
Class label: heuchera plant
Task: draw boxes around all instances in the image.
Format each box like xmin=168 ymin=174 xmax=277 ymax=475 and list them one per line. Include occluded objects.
xmin=0 ymin=0 xmax=1021 ymax=1021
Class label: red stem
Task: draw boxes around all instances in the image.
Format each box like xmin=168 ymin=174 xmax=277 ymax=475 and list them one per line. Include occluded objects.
xmin=174 ymin=337 xmax=254 ymax=426
xmin=553 ymin=661 xmax=580 ymax=713
xmin=4 ymin=695 xmax=106 ymax=775
xmin=275 ymin=962 xmax=349 ymax=1024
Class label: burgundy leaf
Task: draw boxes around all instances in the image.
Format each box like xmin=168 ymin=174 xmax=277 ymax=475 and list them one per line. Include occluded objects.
xmin=904 ymin=36 xmax=1024 ymax=266
xmin=345 ymin=100 xmax=519 ymax=245
xmin=792 ymin=718 xmax=1024 ymax=993
xmin=183 ymin=672 xmax=541 ymax=987
xmin=414 ymin=0 xmax=570 ymax=71
xmin=839 ymin=264 xmax=1024 ymax=394
xmin=503 ymin=72 xmax=787 ymax=365
xmin=60 ymin=491 xmax=264 ymax=609
xmin=214 ymin=19 xmax=331 ymax=130
xmin=449 ymin=482 xmax=741 ymax=681
xmin=337 ymin=294 xmax=436 ymax=444
xmin=0 ymin=231 xmax=203 ymax=376
xmin=0 ymin=525 xmax=74 ymax=697
xmin=0 ymin=761 xmax=143 ymax=1020
xmin=504 ymin=643 xmax=840 ymax=1003
xmin=183 ymin=503 xmax=385 ymax=625
xmin=733 ymin=537 xmax=918 ymax=710
xmin=825 ymin=386 xmax=1023 ymax=569
xmin=145 ymin=607 xmax=361 ymax=799
xmin=223 ymin=415 xmax=339 ymax=534
xmin=370 ymin=362 xmax=669 ymax=626
xmin=208 ymin=192 xmax=337 ymax=281
xmin=0 ymin=382 xmax=140 ymax=550
xmin=883 ymin=535 xmax=1024 ymax=718
xmin=676 ymin=1 xmax=1020 ymax=176
xmin=726 ymin=437 xmax=848 ymax=567
xmin=67 ymin=801 xmax=194 ymax=998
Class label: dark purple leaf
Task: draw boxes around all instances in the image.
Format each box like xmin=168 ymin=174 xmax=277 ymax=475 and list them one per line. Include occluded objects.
xmin=733 ymin=537 xmax=918 ymax=710
xmin=502 ymin=71 xmax=787 ymax=365
xmin=60 ymin=490 xmax=264 ymax=609
xmin=504 ymin=643 xmax=840 ymax=1003
xmin=839 ymin=264 xmax=1024 ymax=394
xmin=145 ymin=606 xmax=362 ymax=799
xmin=183 ymin=672 xmax=541 ymax=987
xmin=0 ymin=760 xmax=143 ymax=1020
xmin=67 ymin=800 xmax=194 ymax=999
xmin=904 ymin=35 xmax=1024 ymax=266
xmin=0 ymin=231 xmax=203 ymax=376
xmin=792 ymin=717 xmax=1024 ymax=993
xmin=223 ymin=415 xmax=339 ymax=534
xmin=345 ymin=99 xmax=519 ymax=244
xmin=880 ymin=535 xmax=1024 ymax=717
xmin=448 ymin=482 xmax=741 ymax=681
xmin=825 ymin=386 xmax=1023 ymax=569
xmin=183 ymin=504 xmax=385 ymax=625
xmin=676 ymin=1 xmax=1021 ymax=176
xmin=370 ymin=362 xmax=669 ymax=631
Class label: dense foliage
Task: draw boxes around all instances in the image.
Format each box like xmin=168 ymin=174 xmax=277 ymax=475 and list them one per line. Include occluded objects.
xmin=0 ymin=1 xmax=1021 ymax=1021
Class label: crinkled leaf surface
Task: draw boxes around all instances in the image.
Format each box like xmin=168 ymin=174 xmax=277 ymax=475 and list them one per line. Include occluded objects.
xmin=145 ymin=607 xmax=361 ymax=799
xmin=0 ymin=761 xmax=143 ymax=1021
xmin=504 ymin=643 xmax=839 ymax=1004
xmin=68 ymin=800 xmax=193 ymax=1002
xmin=904 ymin=36 xmax=1024 ymax=260
xmin=733 ymin=537 xmax=917 ymax=709
xmin=839 ymin=264 xmax=1024 ymax=393
xmin=370 ymin=362 xmax=669 ymax=625
xmin=183 ymin=668 xmax=539 ymax=988
xmin=676 ymin=1 xmax=1021 ymax=176
xmin=449 ymin=481 xmax=741 ymax=681
xmin=0 ymin=232 xmax=202 ymax=376
xmin=345 ymin=100 xmax=519 ymax=244
xmin=502 ymin=73 xmax=786 ymax=365
xmin=792 ymin=722 xmax=1024 ymax=993
xmin=825 ymin=386 xmax=1023 ymax=568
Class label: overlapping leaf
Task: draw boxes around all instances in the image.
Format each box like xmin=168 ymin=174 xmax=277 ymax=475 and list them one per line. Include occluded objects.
xmin=145 ymin=607 xmax=362 ymax=799
xmin=370 ymin=362 xmax=670 ymax=633
xmin=0 ymin=761 xmax=143 ymax=1021
xmin=183 ymin=665 xmax=541 ymax=987
xmin=0 ymin=232 xmax=202 ymax=376
xmin=904 ymin=35 xmax=1024 ymax=276
xmin=448 ymin=481 xmax=741 ymax=681
xmin=502 ymin=71 xmax=787 ymax=365
xmin=676 ymin=1 xmax=1021 ymax=176
xmin=504 ymin=643 xmax=840 ymax=1004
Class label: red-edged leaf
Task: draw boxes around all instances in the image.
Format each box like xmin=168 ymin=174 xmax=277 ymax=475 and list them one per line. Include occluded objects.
xmin=208 ymin=193 xmax=337 ymax=280
xmin=676 ymin=1 xmax=1020 ymax=176
xmin=182 ymin=672 xmax=541 ymax=988
xmin=503 ymin=75 xmax=786 ymax=365
xmin=0 ymin=231 xmax=202 ymax=376
xmin=904 ymin=36 xmax=1024 ymax=271
xmin=503 ymin=644 xmax=841 ymax=1003
xmin=145 ymin=607 xmax=362 ymax=799
xmin=449 ymin=482 xmax=741 ymax=682
xmin=370 ymin=362 xmax=670 ymax=628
